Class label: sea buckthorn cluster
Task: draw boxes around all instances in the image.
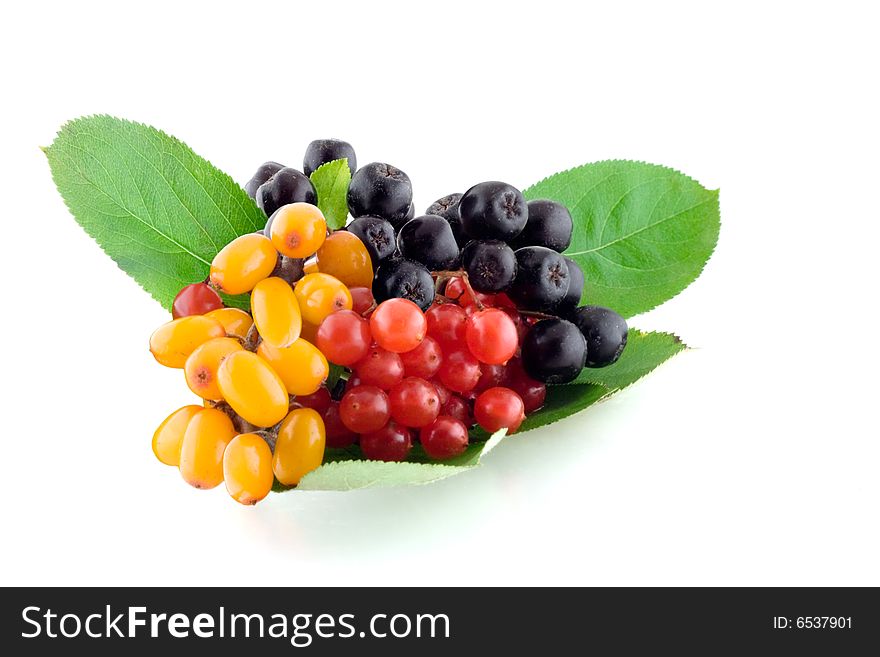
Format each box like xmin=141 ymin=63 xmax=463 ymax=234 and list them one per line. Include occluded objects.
xmin=148 ymin=138 xmax=630 ymax=504
xmin=150 ymin=202 xmax=348 ymax=504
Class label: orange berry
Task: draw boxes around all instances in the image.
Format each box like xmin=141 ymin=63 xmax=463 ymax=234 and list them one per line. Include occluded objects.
xmin=303 ymin=258 xmax=319 ymax=275
xmin=178 ymin=408 xmax=236 ymax=489
xmin=205 ymin=307 xmax=254 ymax=339
xmin=223 ymin=433 xmax=274 ymax=505
xmin=293 ymin=273 xmax=353 ymax=325
xmin=217 ymin=351 xmax=289 ymax=427
xmin=257 ymin=338 xmax=329 ymax=396
xmin=316 ymin=231 xmax=374 ymax=287
xmin=209 ymin=233 xmax=278 ymax=294
xmin=251 ymin=277 xmax=302 ymax=348
xmin=150 ymin=315 xmax=226 ymax=368
xmin=152 ymin=405 xmax=202 ymax=466
xmin=273 ymin=408 xmax=326 ymax=486
xmin=184 ymin=337 xmax=244 ymax=400
xmin=268 ymin=203 xmax=327 ymax=258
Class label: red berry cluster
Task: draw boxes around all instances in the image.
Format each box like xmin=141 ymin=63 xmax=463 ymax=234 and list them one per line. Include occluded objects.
xmin=297 ymin=276 xmax=546 ymax=462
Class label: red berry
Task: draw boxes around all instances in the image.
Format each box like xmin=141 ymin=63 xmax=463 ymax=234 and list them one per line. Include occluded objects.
xmin=474 ymin=362 xmax=506 ymax=395
xmin=442 ymin=394 xmax=473 ymax=427
xmin=355 ymin=346 xmax=405 ymax=390
xmin=349 ymin=286 xmax=375 ymax=316
xmin=360 ymin=421 xmax=413 ymax=462
xmin=443 ymin=277 xmax=467 ymax=303
xmin=500 ymin=307 xmax=528 ymax=344
xmin=323 ymin=401 xmax=357 ymax=448
xmin=515 ymin=379 xmax=547 ymax=414
xmin=501 ymin=358 xmax=547 ymax=415
xmin=399 ymin=336 xmax=443 ymax=379
xmin=437 ymin=348 xmax=481 ymax=394
xmin=433 ymin=382 xmax=451 ymax=406
xmin=316 ymin=309 xmax=372 ymax=366
xmin=421 ymin=416 xmax=469 ymax=460
xmin=339 ymin=386 xmax=391 ymax=433
xmin=493 ymin=293 xmax=516 ymax=310
xmin=370 ymin=298 xmax=427 ymax=353
xmin=466 ymin=308 xmax=518 ymax=364
xmin=425 ymin=303 xmax=467 ymax=347
xmin=388 ymin=377 xmax=441 ymax=428
xmin=503 ymin=360 xmax=546 ymax=413
xmin=295 ymin=386 xmax=332 ymax=416
xmin=474 ymin=387 xmax=525 ymax=433
xmin=344 ymin=373 xmax=363 ymax=394
xmin=172 ymin=283 xmax=223 ymax=319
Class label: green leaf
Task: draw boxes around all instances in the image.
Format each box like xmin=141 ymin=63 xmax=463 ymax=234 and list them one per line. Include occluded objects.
xmin=309 ymin=159 xmax=351 ymax=230
xmin=281 ymin=328 xmax=687 ymax=491
xmin=523 ymin=160 xmax=720 ymax=318
xmin=295 ymin=429 xmax=508 ymax=491
xmin=518 ymin=383 xmax=610 ymax=433
xmin=45 ymin=115 xmax=264 ymax=310
xmin=571 ymin=329 xmax=687 ymax=389
xmin=326 ymin=363 xmax=346 ymax=391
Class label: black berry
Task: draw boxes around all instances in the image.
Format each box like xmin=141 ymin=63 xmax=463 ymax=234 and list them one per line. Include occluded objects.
xmin=372 ymin=258 xmax=435 ymax=311
xmin=511 ymin=199 xmax=573 ymax=252
xmin=255 ymin=167 xmax=317 ymax=216
xmin=570 ymin=306 xmax=628 ymax=368
xmin=244 ymin=161 xmax=284 ymax=199
xmin=507 ymin=246 xmax=570 ymax=311
xmin=459 ymin=181 xmax=528 ymax=241
xmin=557 ymin=257 xmax=584 ymax=315
xmin=521 ymin=319 xmax=587 ymax=384
xmin=303 ymin=139 xmax=357 ymax=177
xmin=347 ymin=215 xmax=397 ymax=264
xmin=347 ymin=162 xmax=413 ymax=226
xmin=460 ymin=240 xmax=517 ymax=292
xmin=397 ymin=215 xmax=460 ymax=270
xmin=426 ymin=193 xmax=467 ymax=246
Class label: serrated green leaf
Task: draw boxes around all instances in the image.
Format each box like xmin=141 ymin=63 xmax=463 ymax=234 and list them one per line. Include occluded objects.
xmin=310 ymin=159 xmax=351 ymax=230
xmin=45 ymin=115 xmax=265 ymax=310
xmin=571 ymin=329 xmax=687 ymax=389
xmin=523 ymin=160 xmax=720 ymax=318
xmin=518 ymin=383 xmax=610 ymax=433
xmin=295 ymin=429 xmax=507 ymax=491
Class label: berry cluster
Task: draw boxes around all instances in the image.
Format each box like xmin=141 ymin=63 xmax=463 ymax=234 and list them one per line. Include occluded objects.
xmin=148 ymin=137 xmax=629 ymax=504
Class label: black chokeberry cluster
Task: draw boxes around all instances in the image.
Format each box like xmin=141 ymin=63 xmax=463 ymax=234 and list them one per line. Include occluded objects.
xmin=244 ymin=141 xmax=629 ymax=393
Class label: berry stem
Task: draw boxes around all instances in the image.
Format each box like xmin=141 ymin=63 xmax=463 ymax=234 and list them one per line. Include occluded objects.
xmin=518 ymin=309 xmax=557 ymax=321
xmin=243 ymin=322 xmax=261 ymax=352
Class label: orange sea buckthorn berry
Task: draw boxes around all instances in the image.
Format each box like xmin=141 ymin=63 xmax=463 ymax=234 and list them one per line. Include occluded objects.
xmin=150 ymin=315 xmax=226 ymax=368
xmin=223 ymin=433 xmax=274 ymax=505
xmin=152 ymin=405 xmax=202 ymax=466
xmin=209 ymin=233 xmax=278 ymax=295
xmin=293 ymin=273 xmax=353 ymax=325
xmin=273 ymin=408 xmax=326 ymax=486
xmin=257 ymin=338 xmax=329 ymax=396
xmin=205 ymin=307 xmax=254 ymax=340
xmin=316 ymin=231 xmax=374 ymax=288
xmin=184 ymin=337 xmax=244 ymax=400
xmin=268 ymin=203 xmax=327 ymax=259
xmin=178 ymin=407 xmax=236 ymax=489
xmin=303 ymin=258 xmax=319 ymax=275
xmin=251 ymin=277 xmax=302 ymax=348
xmin=216 ymin=351 xmax=289 ymax=427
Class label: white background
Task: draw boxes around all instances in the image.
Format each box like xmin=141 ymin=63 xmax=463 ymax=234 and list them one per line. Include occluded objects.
xmin=1 ymin=1 xmax=877 ymax=586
